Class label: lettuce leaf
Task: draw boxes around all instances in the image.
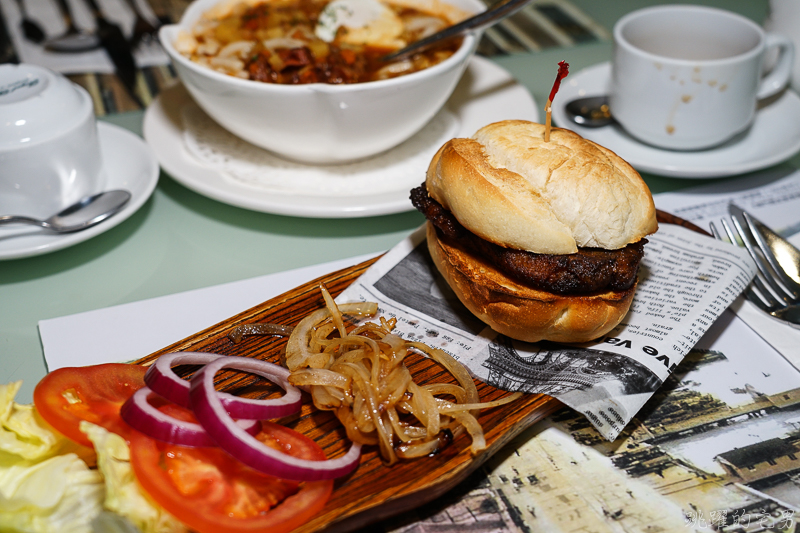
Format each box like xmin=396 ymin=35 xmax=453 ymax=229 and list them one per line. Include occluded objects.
xmin=0 ymin=381 xmax=63 ymax=462
xmin=81 ymin=422 xmax=188 ymax=533
xmin=0 ymin=453 xmax=104 ymax=532
xmin=0 ymin=381 xmax=105 ymax=532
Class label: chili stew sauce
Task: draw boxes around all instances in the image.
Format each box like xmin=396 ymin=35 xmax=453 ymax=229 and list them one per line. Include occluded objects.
xmin=179 ymin=0 xmax=463 ymax=84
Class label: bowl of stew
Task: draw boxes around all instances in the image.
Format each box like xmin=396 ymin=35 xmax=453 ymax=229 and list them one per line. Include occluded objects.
xmin=159 ymin=0 xmax=484 ymax=164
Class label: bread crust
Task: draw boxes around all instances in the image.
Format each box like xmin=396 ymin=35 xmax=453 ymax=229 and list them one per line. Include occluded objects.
xmin=427 ymin=223 xmax=635 ymax=343
xmin=426 ymin=120 xmax=658 ymax=255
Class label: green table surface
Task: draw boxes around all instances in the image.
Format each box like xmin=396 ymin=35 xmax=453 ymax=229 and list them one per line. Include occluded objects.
xmin=2 ymin=0 xmax=796 ymax=406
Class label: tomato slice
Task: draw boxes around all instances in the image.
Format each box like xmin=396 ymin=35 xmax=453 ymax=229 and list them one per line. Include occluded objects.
xmin=33 ymin=363 xmax=147 ymax=448
xmin=129 ymin=421 xmax=333 ymax=533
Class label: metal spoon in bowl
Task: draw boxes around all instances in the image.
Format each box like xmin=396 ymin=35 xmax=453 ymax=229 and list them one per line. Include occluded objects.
xmin=0 ymin=189 xmax=131 ymax=234
xmin=563 ymin=95 xmax=615 ymax=128
xmin=382 ymin=0 xmax=534 ymax=62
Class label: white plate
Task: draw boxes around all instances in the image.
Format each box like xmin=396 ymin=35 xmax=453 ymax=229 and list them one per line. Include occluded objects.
xmin=0 ymin=123 xmax=159 ymax=260
xmin=143 ymin=56 xmax=539 ymax=218
xmin=551 ymin=62 xmax=800 ymax=179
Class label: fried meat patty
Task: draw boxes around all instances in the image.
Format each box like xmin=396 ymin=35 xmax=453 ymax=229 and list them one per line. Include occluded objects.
xmin=410 ymin=184 xmax=646 ymax=295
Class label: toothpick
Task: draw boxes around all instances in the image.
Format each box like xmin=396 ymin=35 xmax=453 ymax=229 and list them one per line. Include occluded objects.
xmin=545 ymin=99 xmax=553 ymax=142
xmin=545 ymin=61 xmax=569 ymax=143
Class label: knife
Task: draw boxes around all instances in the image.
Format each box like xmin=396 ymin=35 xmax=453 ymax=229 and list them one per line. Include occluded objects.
xmin=729 ymin=204 xmax=800 ymax=287
xmin=81 ymin=0 xmax=143 ymax=107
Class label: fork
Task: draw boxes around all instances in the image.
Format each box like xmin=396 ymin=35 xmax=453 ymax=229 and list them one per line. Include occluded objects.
xmin=709 ymin=211 xmax=800 ymax=326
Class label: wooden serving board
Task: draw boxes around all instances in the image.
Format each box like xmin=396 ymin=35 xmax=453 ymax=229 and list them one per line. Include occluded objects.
xmin=133 ymin=257 xmax=561 ymax=532
xmin=133 ymin=211 xmax=689 ymax=532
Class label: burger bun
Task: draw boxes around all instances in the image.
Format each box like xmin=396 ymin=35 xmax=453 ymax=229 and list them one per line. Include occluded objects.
xmin=427 ymin=223 xmax=637 ymax=344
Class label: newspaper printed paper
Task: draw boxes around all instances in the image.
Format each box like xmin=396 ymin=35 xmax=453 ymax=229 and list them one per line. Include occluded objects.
xmin=654 ymin=168 xmax=800 ymax=369
xmin=337 ymin=223 xmax=756 ymax=440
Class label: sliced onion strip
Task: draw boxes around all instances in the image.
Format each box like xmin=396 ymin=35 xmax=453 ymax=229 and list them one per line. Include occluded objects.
xmin=190 ymin=356 xmax=362 ymax=481
xmin=435 ymin=392 xmax=523 ymax=413
xmin=120 ymin=387 xmax=260 ymax=447
xmin=145 ymin=352 xmax=302 ymax=420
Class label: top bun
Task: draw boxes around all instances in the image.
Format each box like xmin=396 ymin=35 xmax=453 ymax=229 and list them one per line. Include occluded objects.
xmin=425 ymin=120 xmax=658 ymax=255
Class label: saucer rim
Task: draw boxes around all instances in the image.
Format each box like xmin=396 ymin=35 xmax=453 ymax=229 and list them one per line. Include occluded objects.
xmin=0 ymin=122 xmax=160 ymax=260
xmin=143 ymin=56 xmax=538 ymax=218
xmin=552 ymin=62 xmax=800 ymax=178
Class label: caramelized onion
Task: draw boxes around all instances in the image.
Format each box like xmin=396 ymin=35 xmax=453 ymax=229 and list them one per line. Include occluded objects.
xmin=286 ymin=286 xmax=521 ymax=463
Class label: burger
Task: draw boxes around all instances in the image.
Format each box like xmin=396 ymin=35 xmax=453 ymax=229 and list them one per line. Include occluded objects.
xmin=410 ymin=120 xmax=658 ymax=343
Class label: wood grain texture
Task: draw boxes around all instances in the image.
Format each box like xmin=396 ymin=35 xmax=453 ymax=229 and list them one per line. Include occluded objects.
xmin=132 ymin=212 xmax=681 ymax=532
xmin=133 ymin=257 xmax=561 ymax=532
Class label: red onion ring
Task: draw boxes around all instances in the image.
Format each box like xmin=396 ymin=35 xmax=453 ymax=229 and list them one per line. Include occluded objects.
xmin=190 ymin=357 xmax=362 ymax=481
xmin=145 ymin=352 xmax=302 ymax=419
xmin=120 ymin=387 xmax=260 ymax=447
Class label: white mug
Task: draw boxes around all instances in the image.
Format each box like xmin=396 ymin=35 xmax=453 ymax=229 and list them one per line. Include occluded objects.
xmin=609 ymin=5 xmax=795 ymax=151
xmin=0 ymin=64 xmax=104 ymax=219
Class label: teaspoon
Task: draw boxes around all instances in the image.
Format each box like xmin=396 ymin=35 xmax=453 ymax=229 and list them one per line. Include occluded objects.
xmin=563 ymin=95 xmax=614 ymax=128
xmin=0 ymin=190 xmax=131 ymax=233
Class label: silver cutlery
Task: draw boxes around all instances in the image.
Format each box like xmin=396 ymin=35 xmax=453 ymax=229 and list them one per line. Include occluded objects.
xmin=0 ymin=189 xmax=131 ymax=234
xmin=564 ymin=95 xmax=614 ymax=128
xmin=709 ymin=204 xmax=800 ymax=326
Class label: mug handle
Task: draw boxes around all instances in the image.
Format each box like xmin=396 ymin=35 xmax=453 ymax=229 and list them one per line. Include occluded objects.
xmin=758 ymin=33 xmax=795 ymax=100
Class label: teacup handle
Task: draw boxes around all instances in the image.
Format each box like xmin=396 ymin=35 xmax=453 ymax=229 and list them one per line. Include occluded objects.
xmin=758 ymin=33 xmax=795 ymax=100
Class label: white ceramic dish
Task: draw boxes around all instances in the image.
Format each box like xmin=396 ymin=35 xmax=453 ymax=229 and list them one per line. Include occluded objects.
xmin=159 ymin=0 xmax=484 ymax=164
xmin=0 ymin=123 xmax=159 ymax=260
xmin=551 ymin=62 xmax=800 ymax=178
xmin=143 ymin=56 xmax=538 ymax=218
xmin=0 ymin=64 xmax=104 ymax=219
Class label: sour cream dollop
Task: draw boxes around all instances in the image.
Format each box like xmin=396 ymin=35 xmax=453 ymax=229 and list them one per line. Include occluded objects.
xmin=315 ymin=0 xmax=405 ymax=49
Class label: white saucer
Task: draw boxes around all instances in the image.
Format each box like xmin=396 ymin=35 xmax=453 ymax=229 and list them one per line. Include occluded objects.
xmin=0 ymin=123 xmax=159 ymax=260
xmin=143 ymin=56 xmax=539 ymax=218
xmin=551 ymin=62 xmax=800 ymax=179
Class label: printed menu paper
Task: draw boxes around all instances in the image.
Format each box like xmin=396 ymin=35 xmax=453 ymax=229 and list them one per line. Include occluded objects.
xmin=337 ymin=223 xmax=755 ymax=440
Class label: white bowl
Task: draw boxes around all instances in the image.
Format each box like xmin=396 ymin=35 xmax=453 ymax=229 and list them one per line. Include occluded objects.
xmin=159 ymin=0 xmax=484 ymax=165
xmin=0 ymin=64 xmax=104 ymax=219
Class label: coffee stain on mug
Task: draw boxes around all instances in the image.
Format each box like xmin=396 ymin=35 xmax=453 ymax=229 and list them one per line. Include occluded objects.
xmin=665 ymin=94 xmax=692 ymax=135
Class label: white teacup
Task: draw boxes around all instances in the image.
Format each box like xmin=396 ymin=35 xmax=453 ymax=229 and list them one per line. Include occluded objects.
xmin=0 ymin=64 xmax=104 ymax=219
xmin=609 ymin=5 xmax=795 ymax=151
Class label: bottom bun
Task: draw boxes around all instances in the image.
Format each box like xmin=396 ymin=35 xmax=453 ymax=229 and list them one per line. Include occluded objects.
xmin=426 ymin=223 xmax=636 ymax=343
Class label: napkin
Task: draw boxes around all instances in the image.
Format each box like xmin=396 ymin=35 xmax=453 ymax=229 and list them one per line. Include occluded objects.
xmin=39 ymin=252 xmax=380 ymax=371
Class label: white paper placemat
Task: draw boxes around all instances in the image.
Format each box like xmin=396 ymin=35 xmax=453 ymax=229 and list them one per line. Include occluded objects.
xmin=39 ymin=252 xmax=380 ymax=370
